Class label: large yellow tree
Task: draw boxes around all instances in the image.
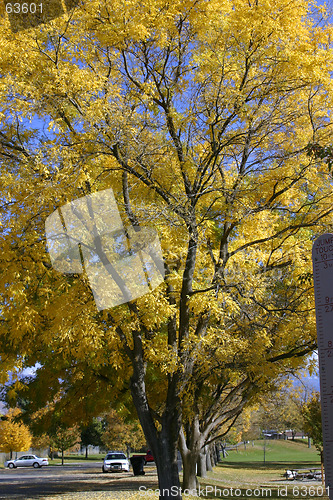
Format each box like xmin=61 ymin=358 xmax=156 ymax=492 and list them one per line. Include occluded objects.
xmin=0 ymin=408 xmax=32 ymax=458
xmin=1 ymin=0 xmax=333 ymax=496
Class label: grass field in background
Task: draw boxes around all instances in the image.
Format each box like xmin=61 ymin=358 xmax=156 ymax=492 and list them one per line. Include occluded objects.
xmin=49 ymin=454 xmax=105 ymax=464
xmin=221 ymin=439 xmax=321 ymax=464
xmin=199 ymin=439 xmax=325 ymax=499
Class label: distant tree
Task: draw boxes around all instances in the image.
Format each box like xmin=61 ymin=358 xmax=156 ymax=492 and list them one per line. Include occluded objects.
xmin=80 ymin=418 xmax=103 ymax=458
xmin=101 ymin=409 xmax=146 ymax=456
xmin=0 ymin=408 xmax=32 ymax=459
xmin=227 ymin=386 xmax=306 ymax=444
xmin=255 ymin=389 xmax=304 ymax=439
xmin=302 ymin=392 xmax=323 ymax=473
xmin=49 ymin=425 xmax=80 ymax=465
xmin=229 ymin=406 xmax=261 ymax=443
xmin=31 ymin=433 xmax=51 ymax=455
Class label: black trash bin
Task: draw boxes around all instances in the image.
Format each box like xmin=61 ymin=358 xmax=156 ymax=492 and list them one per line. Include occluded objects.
xmin=130 ymin=456 xmax=145 ymax=476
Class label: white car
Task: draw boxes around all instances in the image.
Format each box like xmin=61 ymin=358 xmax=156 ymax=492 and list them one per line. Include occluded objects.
xmin=102 ymin=451 xmax=130 ymax=473
xmin=5 ymin=454 xmax=49 ymax=469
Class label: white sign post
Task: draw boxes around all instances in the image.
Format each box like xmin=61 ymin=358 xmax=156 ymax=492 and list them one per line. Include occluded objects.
xmin=312 ymin=233 xmax=333 ymax=498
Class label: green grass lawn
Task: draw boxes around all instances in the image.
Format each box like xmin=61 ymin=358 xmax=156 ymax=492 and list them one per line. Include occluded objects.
xmin=197 ymin=439 xmax=326 ymax=499
xmin=221 ymin=439 xmax=321 ymax=464
xmin=49 ymin=453 xmax=105 ymax=464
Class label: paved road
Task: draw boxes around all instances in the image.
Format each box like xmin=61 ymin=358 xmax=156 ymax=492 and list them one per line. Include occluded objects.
xmin=0 ymin=462 xmax=158 ymax=499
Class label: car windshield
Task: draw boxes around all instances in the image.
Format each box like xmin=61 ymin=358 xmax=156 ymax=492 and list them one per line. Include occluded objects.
xmin=106 ymin=453 xmax=126 ymax=460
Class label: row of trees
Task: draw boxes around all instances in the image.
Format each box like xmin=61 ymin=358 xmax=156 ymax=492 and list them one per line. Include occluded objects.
xmin=1 ymin=390 xmax=324 ymax=474
xmin=0 ymin=408 xmax=145 ymax=462
xmin=1 ymin=0 xmax=333 ymax=497
xmin=192 ymin=389 xmax=324 ymax=476
xmin=227 ymin=386 xmax=322 ymax=443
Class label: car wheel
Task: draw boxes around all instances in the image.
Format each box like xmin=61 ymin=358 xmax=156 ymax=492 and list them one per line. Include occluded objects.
xmin=102 ymin=467 xmax=108 ymax=473
xmin=33 ymin=462 xmax=40 ymax=468
xmin=8 ymin=463 xmax=15 ymax=469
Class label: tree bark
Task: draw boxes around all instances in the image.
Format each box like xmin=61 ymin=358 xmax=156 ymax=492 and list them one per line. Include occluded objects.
xmin=181 ymin=450 xmax=199 ymax=490
xmin=210 ymin=446 xmax=215 ymax=467
xmin=154 ymin=433 xmax=182 ymax=500
xmin=179 ymin=421 xmax=203 ymax=490
xmin=153 ymin=403 xmax=182 ymax=500
xmin=206 ymin=446 xmax=213 ymax=471
xmin=197 ymin=451 xmax=207 ymax=478
xmin=215 ymin=444 xmax=220 ymax=463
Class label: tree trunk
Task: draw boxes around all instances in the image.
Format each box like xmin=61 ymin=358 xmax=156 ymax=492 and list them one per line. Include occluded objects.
xmin=181 ymin=451 xmax=198 ymax=490
xmin=61 ymin=448 xmax=64 ymax=466
xmin=215 ymin=444 xmax=221 ymax=463
xmin=178 ymin=420 xmax=205 ymax=490
xmin=211 ymin=445 xmax=217 ymax=466
xmin=85 ymin=446 xmax=88 ymax=459
xmin=131 ymin=404 xmax=182 ymax=499
xmin=152 ymin=416 xmax=182 ymax=500
xmin=206 ymin=446 xmax=213 ymax=471
xmin=130 ymin=347 xmax=182 ymax=500
xmin=132 ymin=412 xmax=182 ymax=499
xmin=197 ymin=451 xmax=207 ymax=478
xmin=154 ymin=439 xmax=181 ymax=500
